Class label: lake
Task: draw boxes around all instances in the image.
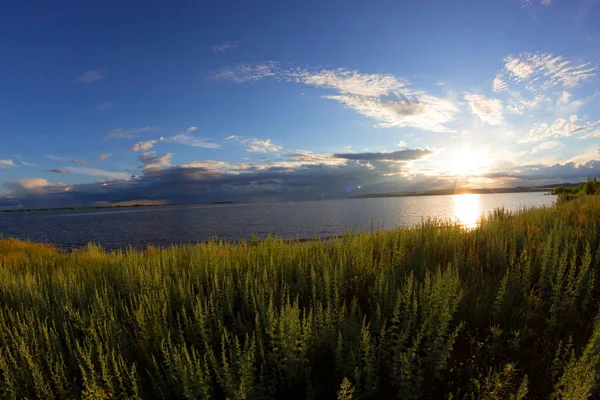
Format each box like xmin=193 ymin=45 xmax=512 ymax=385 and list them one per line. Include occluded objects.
xmin=0 ymin=192 xmax=555 ymax=250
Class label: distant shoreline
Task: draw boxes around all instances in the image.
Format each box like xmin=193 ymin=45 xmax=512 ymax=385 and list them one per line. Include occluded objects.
xmin=349 ymin=186 xmax=561 ymax=199
xmin=0 ymin=201 xmax=236 ymax=214
xmin=0 ymin=183 xmax=576 ymax=213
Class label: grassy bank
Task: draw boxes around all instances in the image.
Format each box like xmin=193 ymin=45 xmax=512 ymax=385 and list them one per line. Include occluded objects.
xmin=1 ymin=197 xmax=600 ymax=399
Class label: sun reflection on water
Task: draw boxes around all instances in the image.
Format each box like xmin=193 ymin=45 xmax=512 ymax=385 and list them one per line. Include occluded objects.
xmin=452 ymin=194 xmax=481 ymax=228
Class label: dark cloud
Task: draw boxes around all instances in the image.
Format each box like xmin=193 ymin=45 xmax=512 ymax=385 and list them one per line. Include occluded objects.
xmin=47 ymin=169 xmax=70 ymax=174
xmin=333 ymin=149 xmax=432 ymax=161
xmin=2 ymin=158 xmax=600 ymax=210
xmin=481 ymin=161 xmax=600 ymax=183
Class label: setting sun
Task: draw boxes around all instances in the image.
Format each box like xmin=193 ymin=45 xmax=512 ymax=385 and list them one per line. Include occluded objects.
xmin=447 ymin=148 xmax=491 ymax=176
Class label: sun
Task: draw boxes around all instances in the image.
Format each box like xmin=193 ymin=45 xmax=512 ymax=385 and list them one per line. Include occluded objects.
xmin=447 ymin=148 xmax=490 ymax=176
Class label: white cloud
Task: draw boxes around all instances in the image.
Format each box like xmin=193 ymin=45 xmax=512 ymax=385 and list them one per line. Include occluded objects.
xmin=557 ymin=91 xmax=572 ymax=107
xmin=99 ymin=153 xmax=112 ymax=161
xmin=76 ymin=69 xmax=104 ymax=83
xmin=139 ymin=152 xmax=173 ymax=170
xmin=186 ymin=126 xmax=198 ymax=133
xmin=496 ymin=52 xmax=596 ymax=92
xmin=327 ymin=93 xmax=457 ymax=132
xmin=212 ymin=41 xmax=239 ymax=53
xmin=464 ymin=93 xmax=504 ymax=125
xmin=211 ymin=62 xmax=280 ymax=83
xmin=397 ymin=141 xmax=407 ymax=148
xmin=71 ymin=159 xmax=88 ymax=166
xmin=532 ymin=140 xmax=562 ymax=154
xmin=169 ymin=134 xmax=221 ymax=148
xmin=106 ymin=126 xmax=152 ymax=139
xmin=295 ymin=69 xmax=408 ymax=97
xmin=492 ymin=76 xmax=508 ymax=92
xmin=246 ymin=139 xmax=282 ymax=153
xmin=213 ymin=64 xmax=458 ymax=132
xmin=520 ymin=0 xmax=532 ymax=8
xmin=0 ymin=159 xmax=16 ymax=167
xmin=541 ymin=0 xmax=552 ymax=5
xmin=523 ymin=115 xmax=600 ymax=142
xmin=226 ymin=136 xmax=282 ymax=152
xmin=580 ymin=128 xmax=600 ymax=139
xmin=181 ymin=160 xmax=231 ymax=169
xmin=22 ymin=161 xmax=37 ymax=167
xmin=127 ymin=138 xmax=163 ymax=152
xmin=506 ymin=94 xmax=546 ymax=114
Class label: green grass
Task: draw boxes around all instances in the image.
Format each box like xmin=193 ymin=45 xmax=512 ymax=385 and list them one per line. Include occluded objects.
xmin=2 ymin=196 xmax=600 ymax=399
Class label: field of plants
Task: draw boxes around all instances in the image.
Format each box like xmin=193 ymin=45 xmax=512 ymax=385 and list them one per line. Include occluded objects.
xmin=1 ymin=196 xmax=600 ymax=399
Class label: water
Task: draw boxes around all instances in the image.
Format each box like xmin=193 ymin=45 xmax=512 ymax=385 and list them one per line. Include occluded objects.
xmin=0 ymin=192 xmax=555 ymax=250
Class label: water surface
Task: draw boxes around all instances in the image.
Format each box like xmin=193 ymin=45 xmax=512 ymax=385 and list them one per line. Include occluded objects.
xmin=0 ymin=192 xmax=555 ymax=250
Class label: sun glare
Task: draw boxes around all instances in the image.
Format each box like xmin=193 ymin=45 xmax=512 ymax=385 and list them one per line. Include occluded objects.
xmin=453 ymin=194 xmax=481 ymax=228
xmin=447 ymin=148 xmax=490 ymax=176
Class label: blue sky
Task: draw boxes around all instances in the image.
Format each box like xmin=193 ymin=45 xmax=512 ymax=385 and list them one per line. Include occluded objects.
xmin=1 ymin=0 xmax=600 ymax=207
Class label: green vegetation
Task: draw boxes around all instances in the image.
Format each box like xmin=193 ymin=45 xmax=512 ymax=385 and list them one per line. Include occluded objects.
xmin=552 ymin=178 xmax=600 ymax=202
xmin=2 ymin=197 xmax=600 ymax=399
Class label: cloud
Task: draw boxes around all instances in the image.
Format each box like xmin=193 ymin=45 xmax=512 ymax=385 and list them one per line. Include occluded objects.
xmin=492 ymin=76 xmax=508 ymax=92
xmin=333 ymin=149 xmax=432 ymax=161
xmin=3 ymin=178 xmax=67 ymax=195
xmin=186 ymin=126 xmax=198 ymax=133
xmin=225 ymin=136 xmax=281 ymax=152
xmin=106 ymin=126 xmax=152 ymax=139
xmin=540 ymin=0 xmax=552 ymax=5
xmin=294 ymin=68 xmax=408 ymax=97
xmin=298 ymin=69 xmax=457 ymax=132
xmin=484 ymin=160 xmax=600 ymax=183
xmin=76 ymin=69 xmax=104 ymax=83
xmin=47 ymin=169 xmax=69 ymax=173
xmin=325 ymin=93 xmax=457 ymax=132
xmin=494 ymin=52 xmax=596 ymax=93
xmin=6 ymin=155 xmax=600 ymax=209
xmin=531 ymin=141 xmax=562 ymax=154
xmin=168 ymin=134 xmax=221 ymax=148
xmin=0 ymin=159 xmax=16 ymax=168
xmin=181 ymin=160 xmax=232 ymax=169
xmin=127 ymin=139 xmax=163 ymax=152
xmin=557 ymin=91 xmax=572 ymax=107
xmin=139 ymin=152 xmax=173 ymax=171
xmin=523 ymin=115 xmax=600 ymax=142
xmin=211 ymin=62 xmax=280 ymax=83
xmin=284 ymin=151 xmax=346 ymax=166
xmin=246 ymin=139 xmax=282 ymax=153
xmin=213 ymin=64 xmax=458 ymax=132
xmin=506 ymin=94 xmax=546 ymax=114
xmin=464 ymin=93 xmax=504 ymax=125
xmin=99 ymin=153 xmax=112 ymax=161
xmin=397 ymin=141 xmax=407 ymax=148
xmin=93 ymin=102 xmax=114 ymax=111
xmin=22 ymin=161 xmax=37 ymax=167
xmin=66 ymin=167 xmax=130 ymax=180
xmin=71 ymin=159 xmax=88 ymax=166
xmin=212 ymin=41 xmax=239 ymax=53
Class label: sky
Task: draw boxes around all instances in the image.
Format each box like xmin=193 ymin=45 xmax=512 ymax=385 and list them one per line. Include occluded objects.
xmin=1 ymin=0 xmax=600 ymax=208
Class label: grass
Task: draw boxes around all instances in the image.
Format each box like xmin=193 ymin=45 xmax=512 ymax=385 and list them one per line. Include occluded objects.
xmin=1 ymin=196 xmax=600 ymax=399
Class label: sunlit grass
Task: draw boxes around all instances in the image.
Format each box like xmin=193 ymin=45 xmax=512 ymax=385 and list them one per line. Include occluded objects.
xmin=1 ymin=196 xmax=600 ymax=398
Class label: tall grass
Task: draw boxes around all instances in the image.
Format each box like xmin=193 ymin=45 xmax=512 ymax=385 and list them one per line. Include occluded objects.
xmin=1 ymin=196 xmax=600 ymax=399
